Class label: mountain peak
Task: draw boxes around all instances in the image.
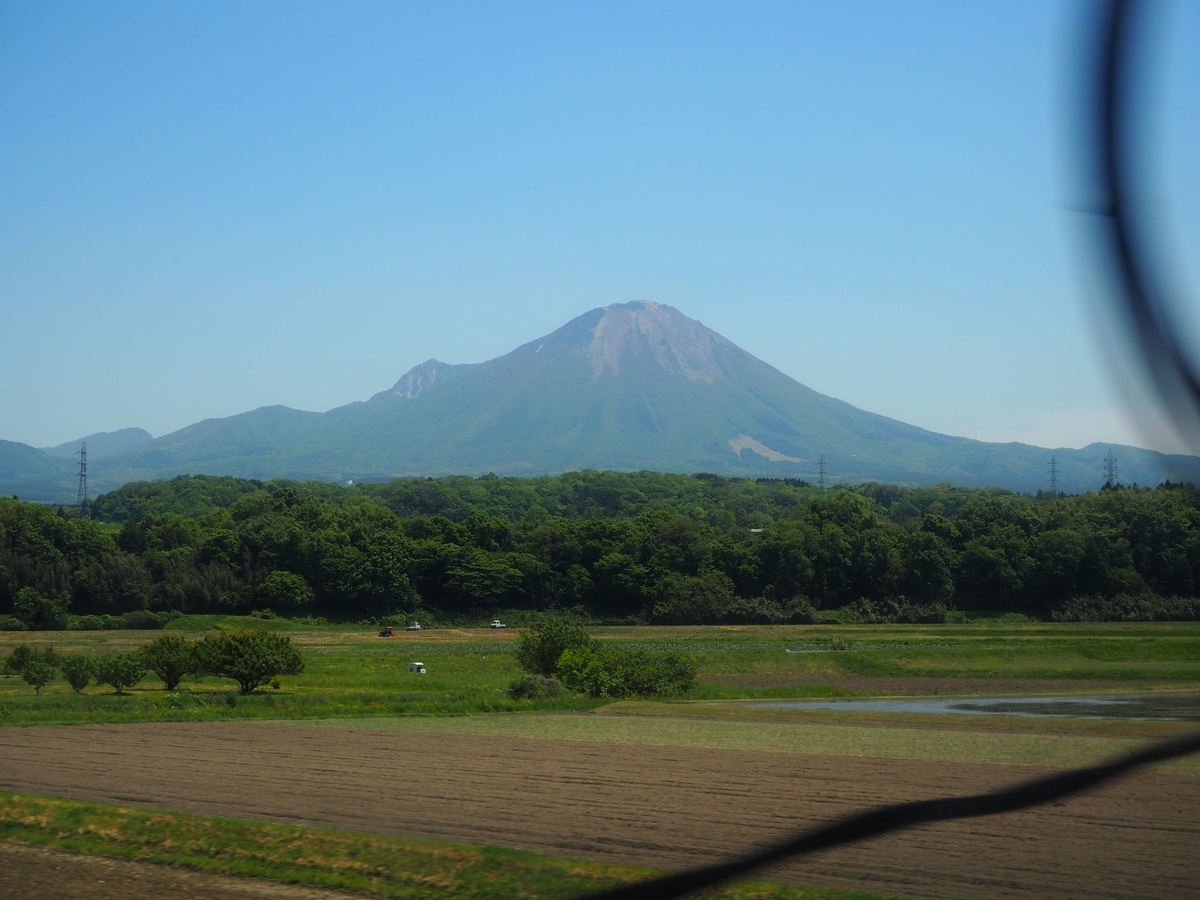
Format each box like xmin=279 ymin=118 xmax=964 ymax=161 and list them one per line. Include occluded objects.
xmin=41 ymin=427 xmax=154 ymax=460
xmin=573 ymin=301 xmax=735 ymax=384
xmin=377 ymin=359 xmax=472 ymax=400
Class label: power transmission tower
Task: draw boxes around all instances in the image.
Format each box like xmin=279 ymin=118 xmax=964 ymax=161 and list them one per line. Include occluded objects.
xmin=1048 ymin=455 xmax=1059 ymax=498
xmin=817 ymin=454 xmax=827 ymax=490
xmin=76 ymin=442 xmax=89 ymax=519
xmin=1103 ymin=450 xmax=1118 ymax=487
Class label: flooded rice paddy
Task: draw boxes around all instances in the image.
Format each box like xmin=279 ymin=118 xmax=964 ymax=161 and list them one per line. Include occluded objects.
xmin=749 ymin=692 xmax=1200 ymax=720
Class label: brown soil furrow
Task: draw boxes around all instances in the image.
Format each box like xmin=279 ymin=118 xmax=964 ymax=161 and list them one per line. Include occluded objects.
xmin=0 ymin=721 xmax=1197 ymax=900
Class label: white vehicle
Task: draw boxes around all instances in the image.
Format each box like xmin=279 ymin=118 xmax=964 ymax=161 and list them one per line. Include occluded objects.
xmin=490 ymin=620 xmax=507 ymax=629
xmin=406 ymin=622 xmax=422 ymax=631
xmin=408 ymin=662 xmax=426 ymax=674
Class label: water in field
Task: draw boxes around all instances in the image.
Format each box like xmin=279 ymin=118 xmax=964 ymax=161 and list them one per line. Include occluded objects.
xmin=749 ymin=692 xmax=1200 ymax=721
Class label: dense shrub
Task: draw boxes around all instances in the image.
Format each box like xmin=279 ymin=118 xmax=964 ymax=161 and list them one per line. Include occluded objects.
xmin=119 ymin=609 xmax=180 ymax=630
xmin=193 ymin=631 xmax=305 ymax=694
xmin=556 ymin=645 xmax=696 ymax=699
xmin=74 ymin=615 xmax=106 ymax=631
xmin=839 ymin=596 xmax=952 ymax=624
xmin=291 ymin=614 xmax=329 ymax=626
xmin=1051 ymin=593 xmax=1200 ymax=622
xmin=722 ymin=595 xmax=822 ymax=625
xmin=507 ymin=673 xmax=563 ymax=700
xmin=514 ymin=618 xmax=591 ymax=677
xmin=0 ymin=615 xmax=26 ymax=631
xmin=94 ymin=652 xmax=147 ymax=694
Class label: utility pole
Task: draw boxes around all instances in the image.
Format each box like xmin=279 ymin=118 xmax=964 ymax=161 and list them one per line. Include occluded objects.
xmin=1103 ymin=450 xmax=1118 ymax=487
xmin=817 ymin=454 xmax=827 ymax=490
xmin=1048 ymin=455 xmax=1059 ymax=498
xmin=76 ymin=441 xmax=89 ymax=519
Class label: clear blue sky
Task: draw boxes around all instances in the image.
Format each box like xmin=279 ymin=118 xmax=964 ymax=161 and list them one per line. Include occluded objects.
xmin=2 ymin=1 xmax=1197 ymax=451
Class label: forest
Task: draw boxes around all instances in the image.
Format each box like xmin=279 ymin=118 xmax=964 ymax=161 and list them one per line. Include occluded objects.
xmin=2 ymin=470 xmax=1199 ymax=628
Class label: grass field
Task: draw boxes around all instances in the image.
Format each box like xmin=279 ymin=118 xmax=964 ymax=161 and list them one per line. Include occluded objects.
xmin=307 ymin=709 xmax=1200 ymax=772
xmin=2 ymin=619 xmax=1199 ymax=726
xmin=3 ymin=619 xmax=1199 ymax=899
xmin=0 ymin=792 xmax=892 ymax=900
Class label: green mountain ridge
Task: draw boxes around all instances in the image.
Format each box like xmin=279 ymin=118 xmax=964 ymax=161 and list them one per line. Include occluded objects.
xmin=5 ymin=301 xmax=1200 ymax=500
xmin=41 ymin=427 xmax=155 ymax=460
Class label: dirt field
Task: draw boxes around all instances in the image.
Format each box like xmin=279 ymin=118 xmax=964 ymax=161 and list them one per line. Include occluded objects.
xmin=1 ymin=720 xmax=1197 ymax=900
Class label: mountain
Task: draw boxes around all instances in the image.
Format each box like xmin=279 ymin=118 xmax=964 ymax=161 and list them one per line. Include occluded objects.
xmin=370 ymin=359 xmax=472 ymax=401
xmin=5 ymin=301 xmax=1200 ymax=499
xmin=42 ymin=428 xmax=154 ymax=460
xmin=0 ymin=440 xmax=78 ymax=502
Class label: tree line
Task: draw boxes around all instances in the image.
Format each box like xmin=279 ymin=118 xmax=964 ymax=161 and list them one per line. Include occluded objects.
xmin=3 ymin=471 xmax=1199 ymax=625
xmin=2 ymin=631 xmax=304 ymax=695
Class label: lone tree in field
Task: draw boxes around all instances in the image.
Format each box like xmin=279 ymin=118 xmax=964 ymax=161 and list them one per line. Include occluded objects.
xmin=515 ymin=617 xmax=591 ymax=677
xmin=5 ymin=645 xmax=60 ymax=694
xmin=94 ymin=652 xmax=147 ymax=695
xmin=194 ymin=630 xmax=304 ymax=694
xmin=141 ymin=635 xmax=194 ymax=690
xmin=21 ymin=657 xmax=57 ymax=694
xmin=60 ymin=655 xmax=94 ymax=693
xmin=3 ymin=645 xmax=35 ymax=676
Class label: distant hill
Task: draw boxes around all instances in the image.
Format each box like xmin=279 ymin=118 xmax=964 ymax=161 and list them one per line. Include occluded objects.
xmin=42 ymin=427 xmax=154 ymax=460
xmin=0 ymin=440 xmax=77 ymax=502
xmin=4 ymin=301 xmax=1200 ymax=500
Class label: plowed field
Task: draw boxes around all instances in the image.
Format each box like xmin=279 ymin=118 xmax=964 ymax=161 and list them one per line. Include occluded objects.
xmin=1 ymin=720 xmax=1197 ymax=900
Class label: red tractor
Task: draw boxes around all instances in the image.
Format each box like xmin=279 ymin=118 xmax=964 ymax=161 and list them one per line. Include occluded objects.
xmin=378 ymin=624 xmax=395 ymax=638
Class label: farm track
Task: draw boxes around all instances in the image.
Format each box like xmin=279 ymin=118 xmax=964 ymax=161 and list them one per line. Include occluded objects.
xmin=1 ymin=720 xmax=1197 ymax=900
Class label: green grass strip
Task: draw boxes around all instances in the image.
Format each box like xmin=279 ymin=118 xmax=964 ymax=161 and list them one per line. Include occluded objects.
xmin=302 ymin=711 xmax=1200 ymax=773
xmin=0 ymin=792 xmax=893 ymax=900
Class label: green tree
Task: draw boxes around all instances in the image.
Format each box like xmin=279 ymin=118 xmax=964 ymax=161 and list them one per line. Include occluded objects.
xmin=22 ymin=657 xmax=57 ymax=694
xmin=5 ymin=644 xmax=60 ymax=694
xmin=258 ymin=570 xmax=314 ymax=611
xmin=3 ymin=644 xmax=35 ymax=675
xmin=140 ymin=635 xmax=194 ymax=690
xmin=514 ymin=617 xmax=591 ymax=677
xmin=60 ymin=654 xmax=93 ymax=692
xmin=13 ymin=587 xmax=69 ymax=630
xmin=194 ymin=631 xmax=304 ymax=694
xmin=651 ymin=571 xmax=736 ymax=624
xmin=899 ymin=531 xmax=956 ymax=603
xmin=94 ymin=652 xmax=147 ymax=694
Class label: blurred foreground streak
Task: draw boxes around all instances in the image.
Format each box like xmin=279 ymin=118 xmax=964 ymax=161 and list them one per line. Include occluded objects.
xmin=1085 ymin=0 xmax=1200 ymax=446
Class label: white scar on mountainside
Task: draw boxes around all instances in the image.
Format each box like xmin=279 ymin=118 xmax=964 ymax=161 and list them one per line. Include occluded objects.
xmin=728 ymin=435 xmax=803 ymax=463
